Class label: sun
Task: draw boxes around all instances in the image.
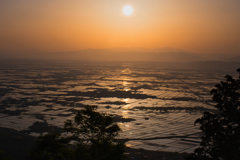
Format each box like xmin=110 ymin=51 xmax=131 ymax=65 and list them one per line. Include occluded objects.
xmin=123 ymin=5 xmax=133 ymax=16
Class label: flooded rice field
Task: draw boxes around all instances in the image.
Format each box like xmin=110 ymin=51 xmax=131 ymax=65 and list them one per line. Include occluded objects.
xmin=0 ymin=60 xmax=237 ymax=153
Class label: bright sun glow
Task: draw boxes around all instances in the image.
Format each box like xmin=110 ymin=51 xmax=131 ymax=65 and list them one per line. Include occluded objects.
xmin=123 ymin=5 xmax=133 ymax=16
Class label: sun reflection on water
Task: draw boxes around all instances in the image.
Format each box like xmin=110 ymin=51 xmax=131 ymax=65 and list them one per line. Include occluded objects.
xmin=122 ymin=106 xmax=129 ymax=118
xmin=123 ymin=78 xmax=132 ymax=92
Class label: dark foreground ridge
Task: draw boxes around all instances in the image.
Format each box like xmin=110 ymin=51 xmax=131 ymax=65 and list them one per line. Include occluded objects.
xmin=0 ymin=127 xmax=36 ymax=160
xmin=0 ymin=126 xmax=187 ymax=160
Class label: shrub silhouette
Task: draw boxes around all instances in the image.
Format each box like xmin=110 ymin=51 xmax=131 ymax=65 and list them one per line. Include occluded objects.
xmin=28 ymin=105 xmax=126 ymax=160
xmin=185 ymin=68 xmax=240 ymax=160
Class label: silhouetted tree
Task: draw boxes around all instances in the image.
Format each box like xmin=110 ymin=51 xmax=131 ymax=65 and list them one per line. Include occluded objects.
xmin=28 ymin=105 xmax=126 ymax=160
xmin=185 ymin=68 xmax=240 ymax=160
xmin=64 ymin=105 xmax=126 ymax=160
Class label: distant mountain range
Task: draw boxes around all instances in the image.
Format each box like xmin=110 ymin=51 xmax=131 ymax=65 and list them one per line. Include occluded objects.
xmin=0 ymin=48 xmax=240 ymax=62
xmin=225 ymin=55 xmax=240 ymax=62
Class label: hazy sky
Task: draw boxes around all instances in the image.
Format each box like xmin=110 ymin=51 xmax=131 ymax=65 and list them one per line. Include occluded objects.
xmin=1 ymin=0 xmax=240 ymax=54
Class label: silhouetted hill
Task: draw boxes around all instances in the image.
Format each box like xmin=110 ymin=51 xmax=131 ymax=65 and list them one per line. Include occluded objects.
xmin=0 ymin=127 xmax=36 ymax=159
xmin=64 ymin=51 xmax=204 ymax=62
xmin=1 ymin=48 xmax=240 ymax=62
xmin=226 ymin=55 xmax=240 ymax=62
xmin=0 ymin=53 xmax=10 ymax=59
xmin=22 ymin=49 xmax=205 ymax=62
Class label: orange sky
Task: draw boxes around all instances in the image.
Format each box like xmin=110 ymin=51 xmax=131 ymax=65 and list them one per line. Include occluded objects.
xmin=1 ymin=0 xmax=240 ymax=54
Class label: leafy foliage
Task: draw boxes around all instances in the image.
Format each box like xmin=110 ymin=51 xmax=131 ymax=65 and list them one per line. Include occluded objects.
xmin=185 ymin=68 xmax=240 ymax=160
xmin=28 ymin=105 xmax=126 ymax=160
xmin=64 ymin=105 xmax=126 ymax=160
